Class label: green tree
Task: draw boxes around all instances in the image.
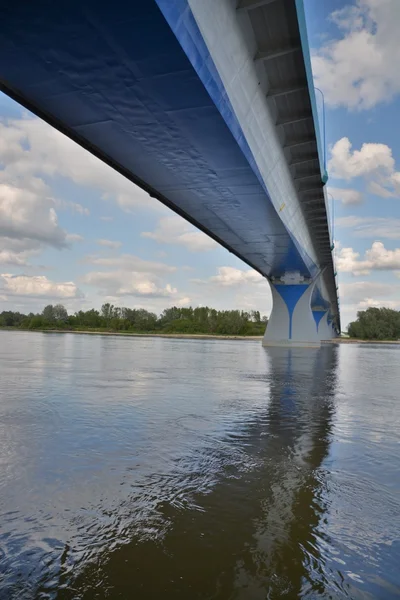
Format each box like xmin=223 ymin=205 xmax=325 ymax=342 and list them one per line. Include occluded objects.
xmin=101 ymin=303 xmax=115 ymax=324
xmin=53 ymin=304 xmax=68 ymax=323
xmin=348 ymin=307 xmax=400 ymax=340
xmin=42 ymin=304 xmax=55 ymax=323
xmin=1 ymin=303 xmax=269 ymax=336
xmin=0 ymin=311 xmax=26 ymax=327
xmin=29 ymin=315 xmax=44 ymax=329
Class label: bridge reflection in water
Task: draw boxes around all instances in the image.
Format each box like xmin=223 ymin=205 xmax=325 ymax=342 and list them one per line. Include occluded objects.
xmin=57 ymin=346 xmax=339 ymax=600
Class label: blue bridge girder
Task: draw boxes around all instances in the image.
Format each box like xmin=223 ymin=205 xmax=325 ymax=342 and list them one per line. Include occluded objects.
xmin=0 ymin=0 xmax=340 ymax=336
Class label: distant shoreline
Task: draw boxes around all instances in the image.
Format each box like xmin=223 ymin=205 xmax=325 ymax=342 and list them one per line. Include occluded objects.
xmin=329 ymin=338 xmax=400 ymax=345
xmin=0 ymin=328 xmax=263 ymax=341
xmin=2 ymin=328 xmax=400 ymax=344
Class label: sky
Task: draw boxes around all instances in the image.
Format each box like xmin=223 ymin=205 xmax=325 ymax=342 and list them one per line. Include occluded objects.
xmin=1 ymin=0 xmax=400 ymax=328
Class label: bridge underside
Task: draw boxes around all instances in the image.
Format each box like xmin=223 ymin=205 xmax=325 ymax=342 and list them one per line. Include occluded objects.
xmin=0 ymin=0 xmax=340 ymax=345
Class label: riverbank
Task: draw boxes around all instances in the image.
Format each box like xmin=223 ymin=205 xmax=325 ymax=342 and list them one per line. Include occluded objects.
xmin=327 ymin=338 xmax=400 ymax=345
xmin=0 ymin=328 xmax=263 ymax=341
xmin=2 ymin=328 xmax=400 ymax=343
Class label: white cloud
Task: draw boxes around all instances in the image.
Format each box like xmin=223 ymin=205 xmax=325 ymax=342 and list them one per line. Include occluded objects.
xmin=0 ymin=236 xmax=44 ymax=266
xmin=55 ymin=199 xmax=90 ymax=216
xmin=367 ymin=181 xmax=395 ymax=198
xmin=188 ymin=266 xmax=270 ymax=318
xmin=66 ymin=233 xmax=84 ymax=243
xmin=0 ymin=274 xmax=82 ymax=298
xmin=312 ymin=0 xmax=400 ymax=110
xmin=235 ymin=292 xmax=271 ymax=314
xmin=83 ymin=253 xmax=176 ymax=274
xmin=72 ymin=203 xmax=90 ymax=216
xmin=0 ymin=182 xmax=67 ymax=248
xmin=329 ymin=137 xmax=396 ymax=180
xmin=100 ymin=216 xmax=113 ymax=222
xmin=337 ymin=241 xmax=400 ymax=275
xmin=357 ymin=297 xmax=400 ymax=310
xmin=0 ymin=117 xmax=164 ymax=213
xmin=0 ymin=181 xmax=71 ymax=266
xmin=0 ymin=250 xmax=32 ymax=267
xmin=82 ymin=270 xmax=177 ymax=299
xmin=193 ymin=266 xmax=264 ymax=287
xmin=366 ymin=243 xmax=400 ymax=269
xmin=210 ymin=266 xmax=263 ymax=286
xmin=0 ymin=127 xmax=94 ymax=265
xmin=328 ymin=187 xmax=363 ymax=205
xmin=328 ymin=137 xmax=400 ymax=198
xmin=176 ymin=296 xmax=191 ymax=307
xmin=336 ymin=216 xmax=400 ymax=239
xmin=338 ymin=279 xmax=400 ymax=326
xmin=336 ymin=246 xmax=370 ymax=276
xmin=339 ymin=280 xmax=396 ymax=304
xmin=142 ymin=216 xmax=217 ymax=252
xmin=81 ymin=252 xmax=179 ymax=300
xmin=96 ymin=239 xmax=121 ymax=249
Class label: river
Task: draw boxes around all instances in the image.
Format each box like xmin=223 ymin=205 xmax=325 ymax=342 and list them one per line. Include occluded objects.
xmin=0 ymin=330 xmax=399 ymax=599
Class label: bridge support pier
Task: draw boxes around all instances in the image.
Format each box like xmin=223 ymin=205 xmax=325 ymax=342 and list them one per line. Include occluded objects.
xmin=317 ymin=310 xmax=333 ymax=341
xmin=263 ymin=274 xmax=320 ymax=348
xmin=312 ymin=308 xmax=334 ymax=341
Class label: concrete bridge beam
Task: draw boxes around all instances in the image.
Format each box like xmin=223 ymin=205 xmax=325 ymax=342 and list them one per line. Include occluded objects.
xmin=263 ymin=272 xmax=320 ymax=348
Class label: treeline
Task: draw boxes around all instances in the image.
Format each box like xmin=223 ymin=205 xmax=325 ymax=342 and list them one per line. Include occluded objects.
xmin=348 ymin=307 xmax=400 ymax=340
xmin=0 ymin=303 xmax=268 ymax=336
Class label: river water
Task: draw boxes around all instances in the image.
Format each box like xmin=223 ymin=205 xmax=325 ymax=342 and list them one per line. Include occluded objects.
xmin=0 ymin=330 xmax=399 ymax=599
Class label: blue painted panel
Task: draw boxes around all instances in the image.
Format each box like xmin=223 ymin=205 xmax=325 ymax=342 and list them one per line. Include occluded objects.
xmin=312 ymin=309 xmax=326 ymax=331
xmin=274 ymin=284 xmax=309 ymax=339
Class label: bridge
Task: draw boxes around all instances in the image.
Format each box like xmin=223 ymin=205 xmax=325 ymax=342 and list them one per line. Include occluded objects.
xmin=0 ymin=0 xmax=340 ymax=346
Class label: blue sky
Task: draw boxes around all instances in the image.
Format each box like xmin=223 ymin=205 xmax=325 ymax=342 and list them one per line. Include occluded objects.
xmin=1 ymin=0 xmax=400 ymax=328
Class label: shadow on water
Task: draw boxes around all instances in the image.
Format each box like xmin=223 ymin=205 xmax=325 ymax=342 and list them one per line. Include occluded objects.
xmin=53 ymin=345 xmax=340 ymax=600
